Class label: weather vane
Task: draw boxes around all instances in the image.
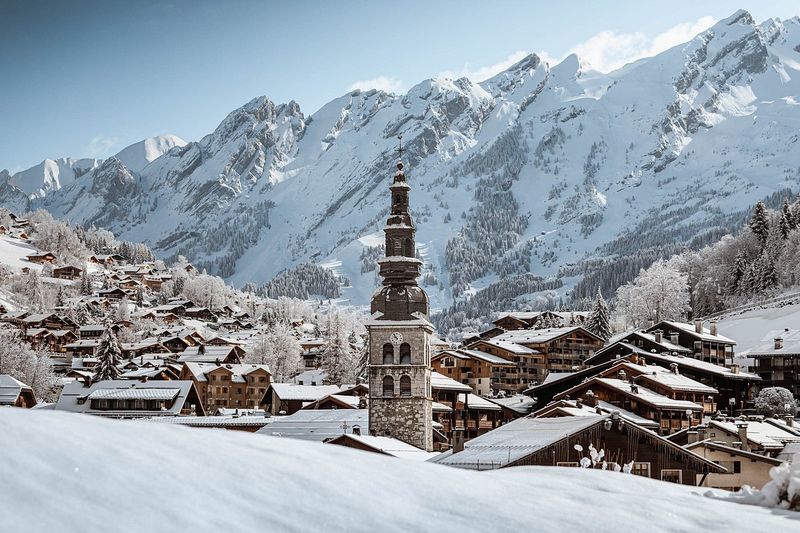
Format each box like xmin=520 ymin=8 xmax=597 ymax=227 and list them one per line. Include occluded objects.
xmin=396 ymin=134 xmax=404 ymax=158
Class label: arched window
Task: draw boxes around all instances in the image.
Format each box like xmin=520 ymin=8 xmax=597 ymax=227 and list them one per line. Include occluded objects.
xmin=400 ymin=375 xmax=412 ymax=397
xmin=399 ymin=343 xmax=411 ymax=365
xmin=382 ymin=375 xmax=394 ymax=397
xmin=382 ymin=343 xmax=394 ymax=364
xmin=393 ymin=238 xmax=402 ymax=256
xmin=402 ymin=238 xmax=413 ymax=256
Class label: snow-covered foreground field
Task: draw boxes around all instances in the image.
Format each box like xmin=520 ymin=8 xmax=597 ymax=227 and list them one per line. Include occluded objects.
xmin=1 ymin=410 xmax=797 ymax=532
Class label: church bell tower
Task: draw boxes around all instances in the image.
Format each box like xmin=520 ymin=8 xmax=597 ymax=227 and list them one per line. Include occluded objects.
xmin=367 ymin=144 xmax=433 ymax=451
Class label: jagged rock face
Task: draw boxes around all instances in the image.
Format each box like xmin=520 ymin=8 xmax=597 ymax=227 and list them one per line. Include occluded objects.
xmin=7 ymin=10 xmax=800 ymax=307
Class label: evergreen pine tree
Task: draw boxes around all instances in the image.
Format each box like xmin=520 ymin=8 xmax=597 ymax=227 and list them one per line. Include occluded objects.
xmin=55 ymin=285 xmax=67 ymax=308
xmin=730 ymin=251 xmax=748 ymax=294
xmin=586 ymin=288 xmax=612 ymax=341
xmin=750 ymin=201 xmax=770 ymax=247
xmin=780 ymin=200 xmax=792 ymax=240
xmin=80 ymin=268 xmax=92 ymax=295
xmin=94 ymin=322 xmax=122 ymax=381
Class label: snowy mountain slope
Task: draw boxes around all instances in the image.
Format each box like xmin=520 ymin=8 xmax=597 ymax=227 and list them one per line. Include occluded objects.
xmin=4 ymin=157 xmax=100 ymax=199
xmin=2 ymin=409 xmax=795 ymax=533
xmin=3 ymin=10 xmax=800 ymax=311
xmin=112 ymin=134 xmax=187 ymax=173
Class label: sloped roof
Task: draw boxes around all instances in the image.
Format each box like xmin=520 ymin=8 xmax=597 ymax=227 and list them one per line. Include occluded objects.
xmin=431 ymin=371 xmax=472 ymax=392
xmin=269 ymin=383 xmax=342 ymax=401
xmin=256 ymin=409 xmax=368 ymax=442
xmin=0 ymin=374 xmax=32 ymax=405
xmin=328 ymin=434 xmax=440 ymax=461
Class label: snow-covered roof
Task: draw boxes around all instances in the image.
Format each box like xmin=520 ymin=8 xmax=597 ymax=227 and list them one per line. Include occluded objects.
xmin=533 ymin=399 xmax=660 ymax=430
xmin=176 ymin=345 xmax=239 ymax=362
xmin=593 ymin=378 xmax=704 ymax=411
xmin=656 ymin=321 xmax=737 ymax=345
xmin=461 ymin=393 xmax=501 ymax=411
xmin=612 ymin=362 xmax=718 ymax=394
xmin=0 ymin=374 xmax=32 ymax=405
xmin=471 ymin=338 xmax=538 ymax=355
xmin=710 ymin=419 xmax=800 ymax=450
xmin=329 ymin=434 xmax=440 ymax=461
xmin=493 ymin=326 xmax=598 ymax=345
xmin=745 ymin=328 xmax=800 ymax=356
xmin=87 ymin=388 xmax=181 ymax=401
xmin=269 ymin=383 xmax=342 ymax=401
xmin=615 ymin=344 xmax=760 ymax=380
xmin=147 ymin=415 xmax=275 ymax=428
xmin=431 ymin=371 xmax=472 ymax=392
xmin=183 ymin=362 xmax=270 ymax=383
xmin=442 ymin=348 xmax=516 ymax=365
xmin=488 ymin=394 xmax=536 ymax=415
xmin=55 ymin=380 xmax=198 ymax=417
xmin=431 ymin=416 xmax=603 ymax=468
xmin=256 ymin=409 xmax=368 ymax=442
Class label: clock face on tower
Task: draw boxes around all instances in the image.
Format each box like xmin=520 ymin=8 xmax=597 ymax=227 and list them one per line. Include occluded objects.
xmin=390 ymin=332 xmax=403 ymax=345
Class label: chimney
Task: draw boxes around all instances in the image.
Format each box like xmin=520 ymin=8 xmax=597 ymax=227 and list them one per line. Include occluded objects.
xmin=710 ymin=320 xmax=718 ymax=336
xmin=654 ymin=330 xmax=663 ymax=344
xmin=352 ymin=425 xmax=361 ymax=436
xmin=583 ymin=390 xmax=598 ymax=408
xmin=775 ymin=338 xmax=783 ymax=350
xmin=139 ymin=375 xmax=148 ymax=383
xmin=730 ymin=364 xmax=740 ymax=375
xmin=82 ymin=375 xmax=92 ymax=388
xmin=215 ymin=358 xmax=221 ymax=366
xmin=694 ymin=319 xmax=703 ymax=334
xmin=670 ymin=363 xmax=679 ymax=375
xmin=737 ymin=422 xmax=750 ymax=452
xmin=575 ymin=398 xmax=583 ymax=408
xmin=617 ymin=370 xmax=627 ymax=381
xmin=358 ymin=394 xmax=367 ymax=409
xmin=639 ymin=357 xmax=646 ymax=367
xmin=452 ymin=428 xmax=465 ymax=454
xmin=697 ymin=424 xmax=707 ymax=441
xmin=670 ymin=332 xmax=679 ymax=345
xmin=687 ymin=430 xmax=699 ymax=444
xmin=648 ymin=319 xmax=655 ymax=329
xmin=785 ymin=415 xmax=794 ymax=428
xmin=198 ymin=343 xmax=206 ymax=354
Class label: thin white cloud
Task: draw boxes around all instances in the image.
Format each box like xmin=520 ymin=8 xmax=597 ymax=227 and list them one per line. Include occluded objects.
xmin=347 ymin=76 xmax=405 ymax=94
xmin=86 ymin=135 xmax=119 ymax=158
xmin=561 ymin=15 xmax=717 ymax=73
xmin=438 ymin=50 xmax=530 ymax=82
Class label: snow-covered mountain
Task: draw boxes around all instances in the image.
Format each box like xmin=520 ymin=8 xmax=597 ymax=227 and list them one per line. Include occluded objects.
xmin=3 ymin=10 xmax=800 ymax=311
xmin=113 ymin=134 xmax=187 ymax=173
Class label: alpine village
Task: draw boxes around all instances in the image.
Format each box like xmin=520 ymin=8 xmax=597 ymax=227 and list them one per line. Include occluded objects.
xmin=4 ymin=5 xmax=800 ymax=528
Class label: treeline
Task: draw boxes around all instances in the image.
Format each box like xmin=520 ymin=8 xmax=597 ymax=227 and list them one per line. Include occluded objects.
xmin=255 ymin=263 xmax=342 ymax=300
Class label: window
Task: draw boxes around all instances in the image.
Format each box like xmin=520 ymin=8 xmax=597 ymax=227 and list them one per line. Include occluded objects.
xmin=402 ymin=238 xmax=413 ymax=256
xmin=399 ymin=343 xmax=411 ymax=365
xmin=259 ymin=376 xmax=266 ymax=383
xmin=400 ymin=375 xmax=411 ymax=397
xmin=660 ymin=469 xmax=682 ymax=484
xmin=383 ymin=343 xmax=394 ymax=364
xmin=382 ymin=375 xmax=394 ymax=397
xmin=556 ymin=462 xmax=579 ymax=467
xmin=631 ymin=462 xmax=650 ymax=477
xmin=733 ymin=461 xmax=741 ymax=474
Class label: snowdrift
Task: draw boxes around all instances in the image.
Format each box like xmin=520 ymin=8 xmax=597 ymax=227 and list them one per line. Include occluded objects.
xmin=1 ymin=409 xmax=797 ymax=532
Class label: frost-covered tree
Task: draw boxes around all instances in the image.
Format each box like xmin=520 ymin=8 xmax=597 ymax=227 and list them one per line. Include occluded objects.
xmin=0 ymin=328 xmax=58 ymax=402
xmin=25 ymin=269 xmax=45 ymax=312
xmin=94 ymin=323 xmax=122 ymax=381
xmin=79 ymin=268 xmax=93 ymax=295
xmin=320 ymin=310 xmax=359 ymax=385
xmin=614 ymin=259 xmax=690 ymax=327
xmin=780 ymin=200 xmax=793 ymax=240
xmin=244 ymin=322 xmax=301 ymax=382
xmin=116 ymin=298 xmax=130 ymax=322
xmin=754 ymin=387 xmax=797 ymax=417
xmin=586 ymin=288 xmax=611 ymax=341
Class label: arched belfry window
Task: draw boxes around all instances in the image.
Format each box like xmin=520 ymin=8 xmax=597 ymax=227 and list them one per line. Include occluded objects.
xmin=402 ymin=238 xmax=413 ymax=256
xmin=382 ymin=343 xmax=394 ymax=364
xmin=400 ymin=375 xmax=412 ymax=397
xmin=382 ymin=375 xmax=394 ymax=397
xmin=399 ymin=343 xmax=411 ymax=365
xmin=393 ymin=238 xmax=402 ymax=256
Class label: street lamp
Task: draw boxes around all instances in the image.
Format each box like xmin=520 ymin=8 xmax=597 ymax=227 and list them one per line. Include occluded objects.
xmin=729 ymin=397 xmax=736 ymax=417
xmin=685 ymin=409 xmax=693 ymax=429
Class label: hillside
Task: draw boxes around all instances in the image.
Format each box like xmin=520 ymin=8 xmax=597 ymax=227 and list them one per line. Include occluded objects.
xmin=2 ymin=10 xmax=800 ymax=313
xmin=1 ymin=409 xmax=795 ymax=532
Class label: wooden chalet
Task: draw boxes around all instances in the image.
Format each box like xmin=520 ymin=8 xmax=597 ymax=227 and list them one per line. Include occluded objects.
xmin=180 ymin=362 xmax=271 ymax=411
xmin=0 ymin=374 xmax=37 ymax=407
xmin=263 ymin=383 xmax=343 ymax=415
xmin=432 ymin=348 xmax=516 ymax=396
xmin=51 ymin=265 xmax=83 ymax=280
xmin=98 ymin=287 xmax=128 ymax=300
xmin=54 ymin=379 xmax=205 ymax=418
xmin=584 ymin=344 xmax=759 ymax=411
xmin=326 ymin=434 xmax=436 ymax=460
xmin=20 ymin=313 xmax=75 ymax=332
xmin=747 ymin=329 xmax=800 ymax=397
xmin=176 ymin=344 xmax=243 ymax=364
xmin=686 ymin=439 xmax=783 ymax=491
xmin=430 ymin=414 xmax=726 ymax=485
xmin=26 ymin=251 xmax=56 ymax=264
xmin=644 ymin=320 xmax=735 ymax=366
xmin=90 ymin=253 xmax=124 ymax=265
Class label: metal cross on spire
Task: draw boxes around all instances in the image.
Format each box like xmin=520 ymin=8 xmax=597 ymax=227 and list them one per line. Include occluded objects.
xmin=395 ymin=134 xmax=404 ymax=159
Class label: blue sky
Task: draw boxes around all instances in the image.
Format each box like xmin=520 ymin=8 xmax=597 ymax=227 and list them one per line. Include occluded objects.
xmin=2 ymin=0 xmax=798 ymax=171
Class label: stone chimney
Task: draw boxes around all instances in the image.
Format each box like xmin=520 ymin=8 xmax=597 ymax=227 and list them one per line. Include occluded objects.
xmin=710 ymin=320 xmax=718 ymax=336
xmin=736 ymin=422 xmax=750 ymax=452
xmin=452 ymin=428 xmax=465 ymax=454
xmin=670 ymin=363 xmax=679 ymax=375
xmin=775 ymin=338 xmax=784 ymax=350
xmin=583 ymin=390 xmax=598 ymax=408
xmin=687 ymin=430 xmax=699 ymax=444
xmin=694 ymin=319 xmax=703 ymax=334
xmin=730 ymin=364 xmax=740 ymax=375
xmin=785 ymin=415 xmax=794 ymax=428
xmin=654 ymin=330 xmax=663 ymax=344
xmin=669 ymin=332 xmax=680 ymax=345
